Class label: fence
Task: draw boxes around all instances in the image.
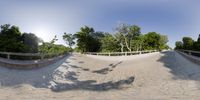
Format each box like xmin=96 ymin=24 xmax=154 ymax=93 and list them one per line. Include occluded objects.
xmin=0 ymin=52 xmax=63 ymax=60
xmin=85 ymin=50 xmax=157 ymax=56
xmin=177 ymin=50 xmax=200 ymax=65
xmin=0 ymin=52 xmax=69 ymax=69
xmin=178 ymin=50 xmax=200 ymax=58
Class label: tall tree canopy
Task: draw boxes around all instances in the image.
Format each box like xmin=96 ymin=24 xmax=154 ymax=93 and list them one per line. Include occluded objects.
xmin=182 ymin=37 xmax=194 ymax=50
xmin=100 ymin=34 xmax=120 ymax=52
xmin=63 ymin=33 xmax=75 ymax=49
xmin=21 ymin=33 xmax=40 ymax=53
xmin=0 ymin=24 xmax=25 ymax=52
xmin=73 ymin=24 xmax=169 ymax=53
xmin=74 ymin=26 xmax=104 ymax=52
xmin=115 ymin=23 xmax=141 ymax=52
xmin=175 ymin=35 xmax=200 ymax=51
xmin=175 ymin=41 xmax=183 ymax=49
xmin=143 ymin=32 xmax=161 ymax=50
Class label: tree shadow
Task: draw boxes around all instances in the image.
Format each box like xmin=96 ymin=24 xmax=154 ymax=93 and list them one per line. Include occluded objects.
xmin=157 ymin=51 xmax=200 ymax=81
xmin=69 ymin=64 xmax=90 ymax=71
xmin=78 ymin=61 xmax=84 ymax=64
xmin=0 ymin=54 xmax=134 ymax=92
xmin=0 ymin=55 xmax=71 ymax=88
xmin=51 ymin=76 xmax=135 ymax=92
xmin=92 ymin=61 xmax=122 ymax=74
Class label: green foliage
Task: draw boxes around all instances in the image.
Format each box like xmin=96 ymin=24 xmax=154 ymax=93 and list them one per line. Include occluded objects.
xmin=115 ymin=23 xmax=141 ymax=52
xmin=192 ymin=41 xmax=200 ymax=51
xmin=182 ymin=37 xmax=194 ymax=49
xmin=74 ymin=26 xmax=94 ymax=52
xmin=21 ymin=33 xmax=40 ymax=53
xmin=159 ymin=35 xmax=169 ymax=50
xmin=0 ymin=24 xmax=43 ymax=53
xmin=175 ymin=34 xmax=200 ymax=51
xmin=175 ymin=41 xmax=183 ymax=49
xmin=143 ymin=32 xmax=161 ymax=50
xmin=115 ymin=33 xmax=125 ymax=52
xmin=130 ymin=35 xmax=145 ymax=51
xmin=0 ymin=24 xmax=26 ymax=52
xmin=0 ymin=23 xmax=170 ymax=55
xmin=74 ymin=24 xmax=169 ymax=53
xmin=100 ymin=34 xmax=120 ymax=52
xmin=39 ymin=36 xmax=70 ymax=55
xmin=63 ymin=33 xmax=75 ymax=49
xmin=74 ymin=26 xmax=104 ymax=53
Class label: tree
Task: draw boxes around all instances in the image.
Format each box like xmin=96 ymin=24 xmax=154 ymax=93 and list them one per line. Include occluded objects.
xmin=159 ymin=35 xmax=169 ymax=50
xmin=198 ymin=34 xmax=200 ymax=42
xmin=115 ymin=23 xmax=131 ymax=51
xmin=39 ymin=36 xmax=58 ymax=54
xmin=100 ymin=34 xmax=120 ymax=52
xmin=63 ymin=33 xmax=75 ymax=49
xmin=74 ymin=26 xmax=104 ymax=53
xmin=90 ymin=31 xmax=105 ymax=52
xmin=131 ymin=35 xmax=145 ymax=51
xmin=115 ymin=23 xmax=141 ymax=52
xmin=39 ymin=36 xmax=70 ymax=55
xmin=175 ymin=41 xmax=183 ymax=49
xmin=75 ymin=26 xmax=94 ymax=52
xmin=115 ymin=33 xmax=125 ymax=52
xmin=182 ymin=37 xmax=194 ymax=50
xmin=144 ymin=32 xmax=161 ymax=50
xmin=50 ymin=35 xmax=58 ymax=44
xmin=21 ymin=33 xmax=40 ymax=53
xmin=127 ymin=25 xmax=143 ymax=50
xmin=0 ymin=24 xmax=26 ymax=52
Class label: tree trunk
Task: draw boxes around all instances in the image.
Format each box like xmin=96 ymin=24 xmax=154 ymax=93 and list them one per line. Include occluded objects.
xmin=122 ymin=34 xmax=131 ymax=52
xmin=120 ymin=43 xmax=124 ymax=52
xmin=139 ymin=44 xmax=142 ymax=51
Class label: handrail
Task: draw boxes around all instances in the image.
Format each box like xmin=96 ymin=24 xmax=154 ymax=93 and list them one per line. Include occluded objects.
xmin=0 ymin=51 xmax=64 ymax=60
xmin=177 ymin=49 xmax=200 ymax=58
xmin=178 ymin=50 xmax=200 ymax=54
xmin=85 ymin=50 xmax=157 ymax=56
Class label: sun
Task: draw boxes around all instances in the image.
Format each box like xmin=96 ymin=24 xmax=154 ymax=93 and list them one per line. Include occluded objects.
xmin=31 ymin=26 xmax=52 ymax=42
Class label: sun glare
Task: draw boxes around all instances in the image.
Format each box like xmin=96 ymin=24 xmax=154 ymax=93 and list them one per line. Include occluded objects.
xmin=31 ymin=26 xmax=53 ymax=42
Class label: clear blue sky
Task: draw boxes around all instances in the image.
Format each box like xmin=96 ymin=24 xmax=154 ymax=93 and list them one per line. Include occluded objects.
xmin=0 ymin=0 xmax=200 ymax=48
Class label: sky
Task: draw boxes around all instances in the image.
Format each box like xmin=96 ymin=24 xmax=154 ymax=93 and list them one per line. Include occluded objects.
xmin=0 ymin=0 xmax=200 ymax=48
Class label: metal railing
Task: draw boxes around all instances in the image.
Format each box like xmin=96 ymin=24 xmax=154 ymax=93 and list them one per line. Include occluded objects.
xmin=0 ymin=52 xmax=64 ymax=60
xmin=85 ymin=50 xmax=157 ymax=56
xmin=177 ymin=50 xmax=200 ymax=58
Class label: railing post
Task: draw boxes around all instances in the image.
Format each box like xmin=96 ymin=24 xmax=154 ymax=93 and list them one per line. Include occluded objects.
xmin=189 ymin=51 xmax=191 ymax=55
xmin=109 ymin=53 xmax=111 ymax=56
xmin=41 ymin=54 xmax=44 ymax=60
xmin=125 ymin=52 xmax=127 ymax=56
xmin=7 ymin=54 xmax=10 ymax=59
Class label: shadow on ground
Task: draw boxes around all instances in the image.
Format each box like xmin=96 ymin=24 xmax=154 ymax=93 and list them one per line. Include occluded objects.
xmin=69 ymin=64 xmax=90 ymax=71
xmin=0 ymin=54 xmax=73 ymax=88
xmin=92 ymin=61 xmax=123 ymax=74
xmin=0 ymin=54 xmax=134 ymax=92
xmin=51 ymin=76 xmax=134 ymax=92
xmin=157 ymin=51 xmax=200 ymax=81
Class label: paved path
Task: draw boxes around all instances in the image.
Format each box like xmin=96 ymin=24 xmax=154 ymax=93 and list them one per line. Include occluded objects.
xmin=0 ymin=51 xmax=200 ymax=100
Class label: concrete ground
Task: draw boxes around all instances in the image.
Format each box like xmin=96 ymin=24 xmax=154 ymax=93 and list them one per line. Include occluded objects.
xmin=0 ymin=51 xmax=200 ymax=100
